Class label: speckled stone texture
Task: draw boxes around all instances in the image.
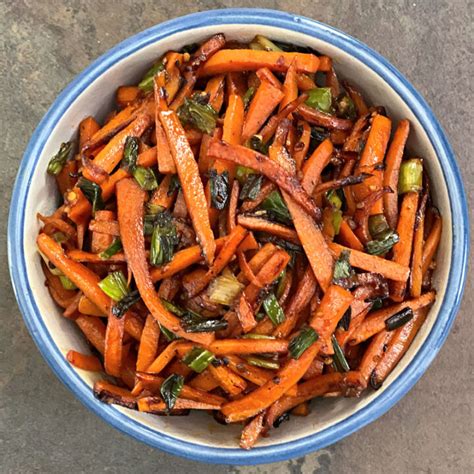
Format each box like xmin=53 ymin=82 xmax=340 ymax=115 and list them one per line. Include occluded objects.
xmin=1 ymin=1 xmax=472 ymax=472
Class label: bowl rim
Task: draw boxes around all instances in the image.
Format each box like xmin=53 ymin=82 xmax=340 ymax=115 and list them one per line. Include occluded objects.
xmin=8 ymin=8 xmax=469 ymax=466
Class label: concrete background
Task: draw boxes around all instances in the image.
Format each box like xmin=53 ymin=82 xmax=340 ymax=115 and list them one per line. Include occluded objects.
xmin=1 ymin=1 xmax=472 ymax=472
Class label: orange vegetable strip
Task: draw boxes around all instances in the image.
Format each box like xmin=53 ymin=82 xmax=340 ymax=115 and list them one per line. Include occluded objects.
xmin=149 ymin=174 xmax=177 ymax=210
xmin=67 ymin=250 xmax=126 ymax=263
xmin=237 ymin=242 xmax=276 ymax=283
xmin=280 ymin=60 xmax=298 ymax=111
xmin=238 ymin=232 xmax=259 ymax=253
xmin=226 ymin=355 xmax=277 ymax=386
xmin=383 ymin=120 xmax=410 ymax=228
xmin=297 ymin=104 xmax=353 ymax=130
xmin=199 ymin=50 xmax=320 ymax=76
xmin=301 ymin=138 xmax=334 ymax=193
xmin=318 ymin=55 xmax=332 ymax=71
xmin=90 ymin=210 xmax=115 ymax=253
xmin=209 ymin=339 xmax=288 ymax=355
xmin=390 ymin=192 xmax=419 ymax=301
xmin=358 ymin=330 xmax=394 ymax=383
xmin=78 ymin=295 xmax=103 ymax=316
xmin=422 ymin=213 xmax=442 ymax=276
xmin=241 ymin=80 xmax=284 ymax=142
xmin=66 ymin=350 xmax=103 ymax=372
xmin=145 ymin=341 xmax=180 ymax=374
xmin=240 ymin=180 xmax=275 ymax=213
xmin=136 ymin=314 xmax=160 ymax=372
xmin=93 ymin=380 xmax=137 ymax=408
xmin=116 ymin=86 xmax=141 ymax=107
xmin=349 ymin=291 xmax=436 ymax=345
xmin=341 ymin=81 xmax=369 ymax=116
xmin=296 ymin=73 xmax=316 ymax=91
xmin=116 ymin=178 xmax=214 ymax=345
xmin=237 ymin=215 xmax=299 ymax=244
xmin=223 ymin=94 xmax=245 ymax=147
xmin=240 ymin=412 xmax=266 ymax=450
xmin=75 ymin=315 xmax=106 ymax=355
xmin=372 ymin=307 xmax=429 ymax=385
xmin=309 ymin=284 xmax=354 ymax=355
xmin=159 ymin=110 xmax=216 ymax=264
xmin=188 ymin=370 xmax=219 ymax=392
xmin=205 ymin=74 xmax=226 ymax=112
xmin=338 ymin=219 xmax=364 ymax=251
xmin=208 ymin=364 xmax=247 ymax=396
xmin=293 ymin=120 xmax=311 ymax=170
xmin=138 ymin=397 xmax=222 ymax=412
xmin=88 ymin=220 xmax=120 ymax=236
xmin=198 ymin=133 xmax=214 ymax=174
xmin=256 ymin=67 xmax=283 ymax=89
xmin=186 ymin=225 xmax=248 ymax=297
xmin=79 ymin=116 xmax=100 ymax=150
xmin=227 ymin=180 xmax=239 ymax=233
xmin=208 ymin=140 xmax=320 ymax=220
xmin=104 ymin=308 xmax=125 ymax=377
xmin=329 ymin=242 xmax=410 ymax=282
xmin=353 ymin=114 xmax=392 ymax=214
xmin=37 ymin=214 xmax=76 ymax=239
xmin=410 ymin=195 xmax=428 ymax=298
xmin=83 ymin=114 xmax=152 ymax=180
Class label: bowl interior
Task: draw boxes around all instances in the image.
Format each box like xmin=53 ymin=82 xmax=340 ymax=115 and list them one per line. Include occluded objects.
xmin=21 ymin=23 xmax=451 ymax=450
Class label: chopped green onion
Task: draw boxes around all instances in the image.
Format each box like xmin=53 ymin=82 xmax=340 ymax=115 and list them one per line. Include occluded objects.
xmin=138 ymin=61 xmax=165 ymax=92
xmin=366 ymin=230 xmax=400 ymax=255
xmin=98 ymin=271 xmax=128 ymax=302
xmin=177 ymin=93 xmax=217 ymax=134
xmin=368 ymin=214 xmax=390 ymax=240
xmin=243 ymin=87 xmax=255 ymax=108
xmin=161 ymin=299 xmax=186 ymax=317
xmin=371 ymin=298 xmax=384 ymax=311
xmin=59 ymin=275 xmax=77 ymax=290
xmin=332 ymin=335 xmax=350 ymax=372
xmin=275 ymin=270 xmax=287 ymax=299
xmin=249 ymin=41 xmax=265 ymax=51
xmin=38 ymin=250 xmax=62 ymax=276
xmin=239 ymin=173 xmax=263 ymax=201
xmin=99 ymin=238 xmax=122 ymax=260
xmin=52 ymin=232 xmax=68 ymax=244
xmin=398 ymin=159 xmax=423 ymax=194
xmin=336 ymin=95 xmax=356 ymax=119
xmin=261 ymin=190 xmax=292 ymax=226
xmin=253 ymin=35 xmax=283 ymax=52
xmin=149 ymin=212 xmax=178 ymax=266
xmin=181 ymin=312 xmax=228 ymax=333
xmin=236 ymin=165 xmax=257 ymax=184
xmin=244 ymin=356 xmax=280 ymax=370
xmin=160 ymin=324 xmax=179 ymax=342
xmin=249 ymin=135 xmax=269 ymax=155
xmin=326 ymin=189 xmax=343 ymax=210
xmin=132 ymin=166 xmax=158 ymax=191
xmin=209 ymin=169 xmax=230 ymax=210
xmin=182 ymin=347 xmax=215 ymax=373
xmin=289 ymin=327 xmax=318 ymax=360
xmin=121 ymin=136 xmax=139 ymax=172
xmin=47 ymin=141 xmax=74 ymax=176
xmin=331 ymin=209 xmax=343 ymax=235
xmin=160 ymin=374 xmax=184 ymax=411
xmin=111 ymin=290 xmax=140 ymax=318
xmin=77 ymin=177 xmax=104 ymax=214
xmin=168 ymin=174 xmax=180 ymax=195
xmin=241 ymin=333 xmax=276 ymax=340
xmin=333 ymin=250 xmax=354 ymax=281
xmin=385 ymin=308 xmax=414 ymax=331
xmin=306 ymin=87 xmax=333 ymax=113
xmin=262 ymin=293 xmax=285 ymax=326
xmin=208 ymin=271 xmax=244 ymax=306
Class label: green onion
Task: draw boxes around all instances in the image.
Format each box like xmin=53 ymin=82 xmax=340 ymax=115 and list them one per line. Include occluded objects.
xmin=398 ymin=159 xmax=423 ymax=194
xmin=241 ymin=333 xmax=276 ymax=340
xmin=47 ymin=141 xmax=74 ymax=176
xmin=253 ymin=35 xmax=283 ymax=52
xmin=331 ymin=209 xmax=343 ymax=235
xmin=161 ymin=299 xmax=186 ymax=317
xmin=160 ymin=324 xmax=179 ymax=342
xmin=368 ymin=214 xmax=390 ymax=240
xmin=168 ymin=174 xmax=180 ymax=195
xmin=209 ymin=169 xmax=230 ymax=210
xmin=59 ymin=275 xmax=77 ymax=290
xmin=243 ymin=87 xmax=255 ymax=108
xmin=182 ymin=347 xmax=215 ymax=373
xmin=385 ymin=308 xmax=414 ymax=331
xmin=239 ymin=173 xmax=263 ymax=201
xmin=132 ymin=166 xmax=158 ymax=191
xmin=326 ymin=189 xmax=343 ymax=210
xmin=306 ymin=88 xmax=333 ymax=113
xmin=52 ymin=232 xmax=68 ymax=244
xmin=77 ymin=177 xmax=104 ymax=214
xmin=371 ymin=298 xmax=384 ymax=311
xmin=181 ymin=312 xmax=228 ymax=333
xmin=262 ymin=293 xmax=285 ymax=326
xmin=111 ymin=290 xmax=140 ymax=318
xmin=275 ymin=270 xmax=287 ymax=299
xmin=289 ymin=327 xmax=318 ymax=360
xmin=332 ymin=335 xmax=350 ymax=372
xmin=336 ymin=95 xmax=356 ymax=119
xmin=121 ymin=136 xmax=139 ymax=172
xmin=244 ymin=356 xmax=280 ymax=370
xmin=236 ymin=165 xmax=257 ymax=184
xmin=98 ymin=271 xmax=128 ymax=302
xmin=160 ymin=374 xmax=184 ymax=411
xmin=366 ymin=230 xmax=400 ymax=255
xmin=261 ymin=190 xmax=292 ymax=226
xmin=138 ymin=61 xmax=165 ymax=92
xmin=208 ymin=271 xmax=244 ymax=306
xmin=149 ymin=212 xmax=178 ymax=266
xmin=249 ymin=135 xmax=269 ymax=155
xmin=99 ymin=238 xmax=122 ymax=260
xmin=333 ymin=250 xmax=354 ymax=281
xmin=177 ymin=93 xmax=217 ymax=134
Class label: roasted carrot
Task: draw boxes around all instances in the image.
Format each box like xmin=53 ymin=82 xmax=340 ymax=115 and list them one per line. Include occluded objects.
xmin=301 ymin=138 xmax=334 ymax=193
xmin=67 ymin=350 xmax=103 ymax=372
xmin=280 ymin=60 xmax=298 ymax=112
xmin=116 ymin=86 xmax=141 ymax=108
xmin=104 ymin=307 xmax=125 ymax=377
xmin=293 ymin=120 xmax=311 ymax=170
xmin=209 ymin=338 xmax=288 ymax=355
xmin=208 ymin=364 xmax=247 ymax=396
xmin=149 ymin=174 xmax=177 ymax=210
xmin=256 ymin=67 xmax=282 ymax=89
xmin=136 ymin=314 xmax=160 ymax=372
xmin=240 ymin=412 xmax=265 ymax=450
xmin=79 ymin=116 xmax=101 ymax=149
xmin=358 ymin=330 xmax=394 ymax=383
xmin=205 ymin=74 xmax=226 ymax=112
xmin=410 ymin=195 xmax=428 ymax=297
xmin=338 ymin=219 xmax=364 ymax=251
xmin=78 ymin=295 xmax=103 ymax=316
xmin=297 ymin=104 xmax=353 ymax=130
xmin=75 ymin=315 xmax=106 ymax=355
xmin=237 ymin=215 xmax=299 ymax=244
xmin=422 ymin=213 xmax=442 ymax=277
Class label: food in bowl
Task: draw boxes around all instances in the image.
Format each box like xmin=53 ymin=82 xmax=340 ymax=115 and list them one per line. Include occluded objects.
xmin=36 ymin=33 xmax=441 ymax=449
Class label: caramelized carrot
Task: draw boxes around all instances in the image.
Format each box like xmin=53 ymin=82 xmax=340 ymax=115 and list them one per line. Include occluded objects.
xmin=67 ymin=350 xmax=103 ymax=372
xmin=136 ymin=314 xmax=160 ymax=372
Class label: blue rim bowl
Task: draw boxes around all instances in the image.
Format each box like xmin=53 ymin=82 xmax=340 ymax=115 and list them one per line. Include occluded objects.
xmin=8 ymin=8 xmax=469 ymax=465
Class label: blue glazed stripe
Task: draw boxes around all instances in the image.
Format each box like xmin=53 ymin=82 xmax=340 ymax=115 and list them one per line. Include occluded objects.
xmin=8 ymin=8 xmax=469 ymax=466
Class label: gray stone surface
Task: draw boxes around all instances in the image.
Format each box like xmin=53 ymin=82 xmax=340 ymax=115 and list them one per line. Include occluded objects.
xmin=1 ymin=0 xmax=472 ymax=472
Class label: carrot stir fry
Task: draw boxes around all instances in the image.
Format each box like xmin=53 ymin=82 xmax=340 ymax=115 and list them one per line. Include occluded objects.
xmin=37 ymin=34 xmax=440 ymax=449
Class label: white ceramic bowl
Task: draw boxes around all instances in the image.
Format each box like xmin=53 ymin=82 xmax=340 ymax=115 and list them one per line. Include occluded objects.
xmin=8 ymin=9 xmax=469 ymax=465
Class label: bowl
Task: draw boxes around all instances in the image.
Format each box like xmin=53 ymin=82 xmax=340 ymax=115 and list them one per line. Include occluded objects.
xmin=8 ymin=8 xmax=469 ymax=465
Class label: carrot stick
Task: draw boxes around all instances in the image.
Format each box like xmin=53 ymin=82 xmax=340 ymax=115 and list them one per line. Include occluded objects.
xmin=256 ymin=67 xmax=282 ymax=89
xmin=241 ymin=80 xmax=284 ymax=142
xmin=301 ymin=138 xmax=334 ymax=193
xmin=309 ymin=284 xmax=354 ymax=355
xmin=349 ymin=291 xmax=436 ymax=345
xmin=116 ymin=178 xmax=214 ymax=345
xmin=93 ymin=380 xmax=137 ymax=409
xmin=383 ymin=120 xmax=410 ymax=228
xmin=208 ymin=364 xmax=247 ymax=396
xmin=116 ymin=86 xmax=141 ymax=108
xmin=188 ymin=370 xmax=219 ymax=392
xmin=341 ymin=81 xmax=369 ymax=116
xmin=138 ymin=397 xmax=222 ymax=412
xmin=293 ymin=120 xmax=311 ymax=170
xmin=296 ymin=104 xmax=354 ymax=130
xmin=227 ymin=180 xmax=239 ymax=233
xmin=149 ymin=174 xmax=177 ymax=211
xmin=90 ymin=210 xmax=115 ymax=253
xmin=136 ymin=314 xmax=160 ymax=372
xmin=205 ymin=74 xmax=226 ymax=112
xmin=280 ymin=61 xmax=298 ymax=108
xmin=146 ymin=341 xmax=180 ymax=374
xmin=410 ymin=195 xmax=428 ymax=297
xmin=237 ymin=242 xmax=276 ymax=283
xmin=329 ymin=242 xmax=410 ymax=282
xmin=159 ymin=110 xmax=216 ymax=264
xmin=79 ymin=116 xmax=100 ymax=149
xmin=104 ymin=308 xmax=125 ymax=377
xmin=67 ymin=350 xmax=103 ymax=372
xmin=199 ymin=50 xmax=320 ymax=76
xmin=75 ymin=315 xmax=106 ymax=354
xmin=338 ymin=219 xmax=364 ymax=251
xmin=186 ymin=225 xmax=248 ymax=297
xmin=352 ymin=114 xmax=392 ymax=214
xmin=208 ymin=140 xmax=320 ymax=220
xmin=357 ymin=330 xmax=394 ymax=383
xmin=422 ymin=213 xmax=442 ymax=277
xmin=390 ymin=192 xmax=419 ymax=301
xmin=88 ymin=219 xmax=120 ymax=236
xmin=78 ymin=295 xmax=103 ymax=316
xmin=223 ymin=94 xmax=245 ymax=147
xmin=296 ymin=73 xmax=316 ymax=91
xmin=209 ymin=339 xmax=288 ymax=355
xmin=240 ymin=412 xmax=265 ymax=450
xmin=237 ymin=215 xmax=299 ymax=244
xmin=240 ymin=180 xmax=275 ymax=213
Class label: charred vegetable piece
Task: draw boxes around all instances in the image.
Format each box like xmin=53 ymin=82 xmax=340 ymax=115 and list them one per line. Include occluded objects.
xmin=261 ymin=190 xmax=292 ymax=226
xmin=111 ymin=290 xmax=140 ymax=318
xmin=249 ymin=135 xmax=269 ymax=155
xmin=181 ymin=312 xmax=228 ymax=333
xmin=331 ymin=335 xmax=350 ymax=372
xmin=150 ymin=212 xmax=178 ymax=266
xmin=398 ymin=159 xmax=423 ymax=194
xmin=368 ymin=214 xmax=390 ymax=239
xmin=306 ymin=88 xmax=333 ymax=113
xmin=244 ymin=356 xmax=280 ymax=370
xmin=160 ymin=374 xmax=185 ymax=411
xmin=239 ymin=173 xmax=263 ymax=201
xmin=182 ymin=347 xmax=215 ymax=373
xmin=366 ymin=230 xmax=400 ymax=256
xmin=77 ymin=178 xmax=104 ymax=214
xmin=337 ymin=307 xmax=351 ymax=331
xmin=336 ymin=95 xmax=356 ymax=119
xmin=209 ymin=169 xmax=230 ymax=210
xmin=138 ymin=61 xmax=165 ymax=92
xmin=262 ymin=292 xmax=285 ymax=325
xmin=99 ymin=238 xmax=123 ymax=260
xmin=333 ymin=250 xmax=354 ymax=281
xmin=121 ymin=136 xmax=139 ymax=171
xmin=236 ymin=165 xmax=257 ymax=184
xmin=47 ymin=141 xmax=74 ymax=176
xmin=385 ymin=307 xmax=414 ymax=331
xmin=98 ymin=271 xmax=128 ymax=302
xmin=133 ymin=166 xmax=158 ymax=191
xmin=177 ymin=93 xmax=217 ymax=134
xmin=289 ymin=327 xmax=318 ymax=359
